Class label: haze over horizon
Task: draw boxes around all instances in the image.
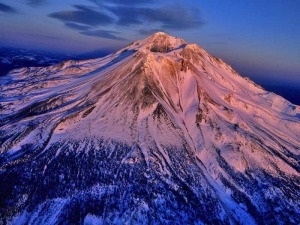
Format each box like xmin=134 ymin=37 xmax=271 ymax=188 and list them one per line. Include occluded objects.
xmin=0 ymin=0 xmax=299 ymax=86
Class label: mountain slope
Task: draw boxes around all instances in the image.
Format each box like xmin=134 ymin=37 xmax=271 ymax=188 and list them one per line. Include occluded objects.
xmin=0 ymin=32 xmax=299 ymax=225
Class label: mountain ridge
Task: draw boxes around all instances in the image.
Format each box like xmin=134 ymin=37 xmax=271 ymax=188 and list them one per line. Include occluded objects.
xmin=0 ymin=32 xmax=299 ymax=225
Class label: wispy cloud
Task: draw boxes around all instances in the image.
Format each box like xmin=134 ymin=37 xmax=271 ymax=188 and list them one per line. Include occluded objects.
xmin=0 ymin=3 xmax=17 ymax=13
xmin=49 ymin=5 xmax=114 ymax=26
xmin=108 ymin=5 xmax=203 ymax=30
xmin=80 ymin=30 xmax=127 ymax=40
xmin=27 ymin=0 xmax=47 ymax=7
xmin=65 ymin=22 xmax=92 ymax=31
xmin=90 ymin=0 xmax=155 ymax=6
xmin=49 ymin=4 xmax=124 ymax=40
xmin=48 ymin=1 xmax=203 ymax=41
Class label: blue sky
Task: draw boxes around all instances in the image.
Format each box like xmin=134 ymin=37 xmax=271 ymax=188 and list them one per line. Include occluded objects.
xmin=0 ymin=0 xmax=299 ymax=83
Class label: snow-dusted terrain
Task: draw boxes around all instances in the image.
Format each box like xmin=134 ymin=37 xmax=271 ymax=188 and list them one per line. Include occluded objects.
xmin=0 ymin=47 xmax=75 ymax=76
xmin=0 ymin=32 xmax=299 ymax=224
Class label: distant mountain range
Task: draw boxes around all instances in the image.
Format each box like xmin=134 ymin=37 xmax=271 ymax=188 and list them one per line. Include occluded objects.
xmin=0 ymin=47 xmax=111 ymax=76
xmin=0 ymin=47 xmax=75 ymax=76
xmin=1 ymin=32 xmax=299 ymax=224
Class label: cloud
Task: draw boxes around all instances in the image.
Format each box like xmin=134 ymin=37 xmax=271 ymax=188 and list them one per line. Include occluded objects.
xmin=107 ymin=5 xmax=203 ymax=30
xmin=80 ymin=30 xmax=127 ymax=41
xmin=49 ymin=5 xmax=114 ymax=26
xmin=86 ymin=1 xmax=203 ymax=30
xmin=90 ymin=0 xmax=155 ymax=6
xmin=27 ymin=0 xmax=47 ymax=7
xmin=48 ymin=2 xmax=203 ymax=41
xmin=0 ymin=3 xmax=17 ymax=13
xmin=65 ymin=22 xmax=92 ymax=31
xmin=49 ymin=4 xmax=126 ymax=41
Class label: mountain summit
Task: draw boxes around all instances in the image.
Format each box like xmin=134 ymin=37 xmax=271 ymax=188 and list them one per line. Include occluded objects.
xmin=1 ymin=33 xmax=299 ymax=224
xmin=131 ymin=31 xmax=187 ymax=52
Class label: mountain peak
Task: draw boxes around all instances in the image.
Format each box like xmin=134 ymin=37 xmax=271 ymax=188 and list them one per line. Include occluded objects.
xmin=150 ymin=31 xmax=169 ymax=36
xmin=124 ymin=32 xmax=187 ymax=53
xmin=147 ymin=31 xmax=176 ymax=40
xmin=146 ymin=32 xmax=187 ymax=53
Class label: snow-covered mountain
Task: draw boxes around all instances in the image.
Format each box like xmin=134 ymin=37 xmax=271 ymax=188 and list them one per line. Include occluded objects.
xmin=0 ymin=47 xmax=77 ymax=76
xmin=0 ymin=32 xmax=299 ymax=225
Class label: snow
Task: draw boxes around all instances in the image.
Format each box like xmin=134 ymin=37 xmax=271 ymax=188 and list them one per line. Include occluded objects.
xmin=1 ymin=32 xmax=300 ymax=224
xmin=84 ymin=215 xmax=104 ymax=225
xmin=1 ymin=31 xmax=299 ymax=174
xmin=8 ymin=198 xmax=67 ymax=225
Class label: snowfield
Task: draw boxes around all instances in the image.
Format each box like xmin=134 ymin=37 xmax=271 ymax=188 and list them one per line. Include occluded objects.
xmin=0 ymin=32 xmax=299 ymax=225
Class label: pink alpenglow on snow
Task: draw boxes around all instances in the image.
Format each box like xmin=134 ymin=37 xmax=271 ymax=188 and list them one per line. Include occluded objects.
xmin=0 ymin=32 xmax=299 ymax=225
